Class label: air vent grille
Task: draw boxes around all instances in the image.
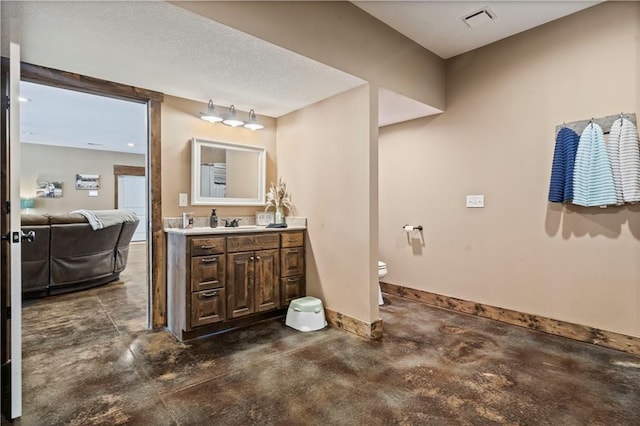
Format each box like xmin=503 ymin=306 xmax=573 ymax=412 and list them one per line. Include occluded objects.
xmin=463 ymin=7 xmax=495 ymax=28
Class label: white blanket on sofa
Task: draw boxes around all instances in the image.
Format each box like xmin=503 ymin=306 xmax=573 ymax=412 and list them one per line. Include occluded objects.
xmin=71 ymin=209 xmax=138 ymax=231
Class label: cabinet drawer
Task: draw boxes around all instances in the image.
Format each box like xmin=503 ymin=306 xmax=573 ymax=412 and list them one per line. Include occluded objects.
xmin=281 ymin=276 xmax=305 ymax=306
xmin=191 ymin=288 xmax=226 ymax=327
xmin=227 ymin=234 xmax=279 ymax=252
xmin=281 ymin=232 xmax=304 ymax=248
xmin=191 ymin=237 xmax=225 ymax=256
xmin=281 ymin=247 xmax=304 ymax=277
xmin=191 ymin=255 xmax=225 ymax=292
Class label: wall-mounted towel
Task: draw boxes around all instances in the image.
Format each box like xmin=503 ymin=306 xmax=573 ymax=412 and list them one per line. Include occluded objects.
xmin=548 ymin=127 xmax=580 ymax=203
xmin=572 ymin=122 xmax=617 ymax=207
xmin=608 ymin=118 xmax=640 ymax=203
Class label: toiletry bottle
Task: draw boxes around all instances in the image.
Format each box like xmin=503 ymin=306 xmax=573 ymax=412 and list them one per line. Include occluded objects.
xmin=210 ymin=209 xmax=218 ymax=228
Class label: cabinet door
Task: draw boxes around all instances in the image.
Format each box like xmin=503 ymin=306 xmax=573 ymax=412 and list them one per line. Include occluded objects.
xmin=281 ymin=247 xmax=304 ymax=277
xmin=254 ymin=249 xmax=280 ymax=312
xmin=191 ymin=288 xmax=226 ymax=327
xmin=281 ymin=275 xmax=305 ymax=307
xmin=226 ymin=252 xmax=255 ymax=319
xmin=191 ymin=255 xmax=225 ymax=292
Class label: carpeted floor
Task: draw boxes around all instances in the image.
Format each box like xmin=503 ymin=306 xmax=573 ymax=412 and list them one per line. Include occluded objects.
xmin=8 ymin=242 xmax=640 ymax=425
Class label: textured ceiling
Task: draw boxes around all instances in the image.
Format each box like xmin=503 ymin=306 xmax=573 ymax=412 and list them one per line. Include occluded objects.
xmin=2 ymin=1 xmax=364 ymax=118
xmin=353 ymin=1 xmax=601 ymax=59
xmin=1 ymin=1 xmax=602 ymax=153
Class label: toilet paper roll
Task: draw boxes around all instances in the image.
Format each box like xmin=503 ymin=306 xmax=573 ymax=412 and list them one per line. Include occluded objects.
xmin=403 ymin=225 xmax=415 ymax=232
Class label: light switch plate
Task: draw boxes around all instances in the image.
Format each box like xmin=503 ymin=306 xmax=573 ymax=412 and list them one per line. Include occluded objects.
xmin=179 ymin=193 xmax=188 ymax=207
xmin=466 ymin=194 xmax=485 ymax=208
xmin=88 ymin=190 xmax=98 ymax=197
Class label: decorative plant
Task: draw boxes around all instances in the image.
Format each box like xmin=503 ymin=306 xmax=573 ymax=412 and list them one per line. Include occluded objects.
xmin=265 ymin=178 xmax=292 ymax=213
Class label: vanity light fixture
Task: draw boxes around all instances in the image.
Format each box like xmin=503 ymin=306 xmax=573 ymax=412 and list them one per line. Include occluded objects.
xmin=222 ymin=105 xmax=245 ymax=127
xmin=199 ymin=100 xmax=264 ymax=130
xmin=243 ymin=110 xmax=264 ymax=131
xmin=200 ymin=100 xmax=223 ymax=123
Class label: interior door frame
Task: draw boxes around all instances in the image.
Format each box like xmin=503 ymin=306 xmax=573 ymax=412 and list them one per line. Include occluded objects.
xmin=7 ymin=60 xmax=166 ymax=328
xmin=114 ymin=165 xmax=145 ymax=208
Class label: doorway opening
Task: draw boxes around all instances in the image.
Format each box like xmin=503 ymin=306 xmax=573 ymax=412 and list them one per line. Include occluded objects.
xmin=16 ymin=62 xmax=164 ymax=330
xmin=114 ymin=165 xmax=147 ymax=242
xmin=19 ymin=80 xmax=151 ymax=329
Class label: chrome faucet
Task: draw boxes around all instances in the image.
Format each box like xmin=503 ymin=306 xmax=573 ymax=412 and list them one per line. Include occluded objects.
xmin=223 ymin=218 xmax=241 ymax=227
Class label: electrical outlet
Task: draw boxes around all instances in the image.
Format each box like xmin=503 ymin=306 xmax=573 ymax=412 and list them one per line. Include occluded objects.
xmin=178 ymin=193 xmax=188 ymax=207
xmin=466 ymin=194 xmax=484 ymax=208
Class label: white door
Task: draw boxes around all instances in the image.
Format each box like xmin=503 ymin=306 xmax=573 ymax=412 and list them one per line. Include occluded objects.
xmin=1 ymin=41 xmax=23 ymax=419
xmin=118 ymin=175 xmax=146 ymax=241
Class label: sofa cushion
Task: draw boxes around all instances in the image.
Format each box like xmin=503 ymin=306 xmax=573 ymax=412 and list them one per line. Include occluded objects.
xmin=21 ymin=224 xmax=50 ymax=294
xmin=49 ymin=222 xmax=122 ymax=287
xmin=48 ymin=213 xmax=89 ymax=224
xmin=21 ymin=213 xmax=50 ymax=226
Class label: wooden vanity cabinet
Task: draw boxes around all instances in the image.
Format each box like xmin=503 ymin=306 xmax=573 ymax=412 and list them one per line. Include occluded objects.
xmin=226 ymin=234 xmax=280 ymax=319
xmin=226 ymin=249 xmax=280 ymax=318
xmin=167 ymin=230 xmax=305 ymax=341
xmin=280 ymin=232 xmax=305 ymax=306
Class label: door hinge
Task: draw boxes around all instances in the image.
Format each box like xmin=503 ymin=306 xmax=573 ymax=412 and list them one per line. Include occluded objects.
xmin=3 ymin=95 xmax=8 ymax=111
xmin=5 ymin=200 xmax=9 ymax=214
xmin=6 ymin=306 xmax=10 ymax=320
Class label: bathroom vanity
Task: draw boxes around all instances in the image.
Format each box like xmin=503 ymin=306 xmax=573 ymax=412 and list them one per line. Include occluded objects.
xmin=165 ymin=226 xmax=306 ymax=341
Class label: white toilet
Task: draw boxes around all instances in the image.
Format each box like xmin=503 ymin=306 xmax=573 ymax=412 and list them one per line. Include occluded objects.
xmin=378 ymin=261 xmax=388 ymax=305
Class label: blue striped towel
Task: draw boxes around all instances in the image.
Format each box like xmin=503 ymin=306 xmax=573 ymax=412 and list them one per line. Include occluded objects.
xmin=549 ymin=127 xmax=579 ymax=203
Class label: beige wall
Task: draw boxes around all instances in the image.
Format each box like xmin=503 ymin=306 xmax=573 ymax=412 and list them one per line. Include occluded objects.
xmin=379 ymin=2 xmax=640 ymax=337
xmin=173 ymin=1 xmax=445 ymax=110
xmin=277 ymin=84 xmax=378 ymax=323
xmin=161 ymin=94 xmax=277 ymax=218
xmin=20 ymin=143 xmax=144 ymax=214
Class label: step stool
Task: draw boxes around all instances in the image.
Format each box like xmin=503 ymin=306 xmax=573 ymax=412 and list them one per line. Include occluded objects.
xmin=285 ymin=296 xmax=327 ymax=332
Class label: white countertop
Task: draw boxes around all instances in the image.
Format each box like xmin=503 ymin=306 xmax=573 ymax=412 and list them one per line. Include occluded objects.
xmin=164 ymin=225 xmax=306 ymax=236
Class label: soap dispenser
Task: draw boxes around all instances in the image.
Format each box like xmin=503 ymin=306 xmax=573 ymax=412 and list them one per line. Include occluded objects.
xmin=210 ymin=209 xmax=218 ymax=228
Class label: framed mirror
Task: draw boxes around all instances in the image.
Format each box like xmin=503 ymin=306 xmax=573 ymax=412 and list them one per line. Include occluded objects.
xmin=191 ymin=138 xmax=266 ymax=206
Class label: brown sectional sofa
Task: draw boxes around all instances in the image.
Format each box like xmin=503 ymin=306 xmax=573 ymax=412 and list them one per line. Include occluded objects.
xmin=21 ymin=212 xmax=140 ymax=299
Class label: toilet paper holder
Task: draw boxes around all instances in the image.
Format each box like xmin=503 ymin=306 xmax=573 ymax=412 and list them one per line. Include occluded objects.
xmin=402 ymin=224 xmax=423 ymax=232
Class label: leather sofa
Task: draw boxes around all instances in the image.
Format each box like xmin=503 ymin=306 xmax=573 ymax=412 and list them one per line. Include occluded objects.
xmin=21 ymin=212 xmax=139 ymax=299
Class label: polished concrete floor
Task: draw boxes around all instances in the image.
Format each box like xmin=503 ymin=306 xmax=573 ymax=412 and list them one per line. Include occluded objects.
xmin=7 ymin=242 xmax=640 ymax=425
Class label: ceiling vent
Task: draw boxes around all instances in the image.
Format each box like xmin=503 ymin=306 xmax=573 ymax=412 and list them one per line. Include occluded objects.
xmin=463 ymin=7 xmax=495 ymax=28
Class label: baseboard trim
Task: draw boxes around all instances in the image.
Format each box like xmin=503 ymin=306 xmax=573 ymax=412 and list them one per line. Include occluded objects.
xmin=380 ymin=282 xmax=640 ymax=356
xmin=324 ymin=308 xmax=383 ymax=340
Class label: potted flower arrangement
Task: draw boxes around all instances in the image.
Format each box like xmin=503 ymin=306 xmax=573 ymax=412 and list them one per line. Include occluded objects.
xmin=265 ymin=178 xmax=291 ymax=224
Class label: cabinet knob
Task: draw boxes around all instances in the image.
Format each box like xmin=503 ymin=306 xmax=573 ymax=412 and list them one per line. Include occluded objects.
xmin=250 ymin=256 xmax=254 ymax=261
xmin=256 ymin=256 xmax=261 ymax=260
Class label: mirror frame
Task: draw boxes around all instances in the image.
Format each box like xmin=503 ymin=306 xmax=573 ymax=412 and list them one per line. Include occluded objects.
xmin=191 ymin=138 xmax=266 ymax=206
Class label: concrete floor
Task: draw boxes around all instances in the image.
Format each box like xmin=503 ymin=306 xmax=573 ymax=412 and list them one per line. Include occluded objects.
xmin=7 ymin=243 xmax=640 ymax=425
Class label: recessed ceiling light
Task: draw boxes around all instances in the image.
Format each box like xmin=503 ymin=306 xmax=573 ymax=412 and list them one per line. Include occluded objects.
xmin=18 ymin=96 xmax=30 ymax=102
xmin=127 ymin=143 xmax=135 ymax=147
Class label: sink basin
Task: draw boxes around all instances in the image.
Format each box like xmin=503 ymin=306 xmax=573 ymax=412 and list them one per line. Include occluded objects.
xmin=210 ymin=225 xmax=259 ymax=232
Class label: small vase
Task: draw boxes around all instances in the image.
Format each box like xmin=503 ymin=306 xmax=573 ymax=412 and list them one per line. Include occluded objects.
xmin=275 ymin=206 xmax=284 ymax=224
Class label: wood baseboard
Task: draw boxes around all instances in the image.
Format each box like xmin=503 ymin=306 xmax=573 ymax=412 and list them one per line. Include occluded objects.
xmin=324 ymin=308 xmax=383 ymax=340
xmin=380 ymin=282 xmax=640 ymax=356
